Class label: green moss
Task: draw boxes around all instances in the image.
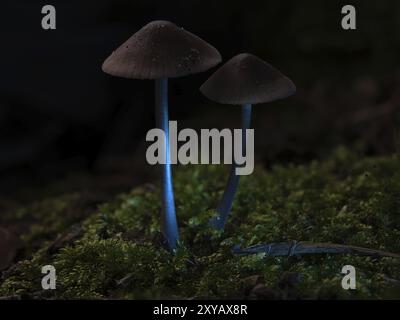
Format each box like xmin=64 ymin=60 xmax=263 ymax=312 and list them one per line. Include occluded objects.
xmin=1 ymin=147 xmax=400 ymax=299
xmin=1 ymin=193 xmax=105 ymax=257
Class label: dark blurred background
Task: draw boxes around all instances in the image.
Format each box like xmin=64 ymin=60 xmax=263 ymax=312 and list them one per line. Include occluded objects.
xmin=1 ymin=0 xmax=400 ymax=207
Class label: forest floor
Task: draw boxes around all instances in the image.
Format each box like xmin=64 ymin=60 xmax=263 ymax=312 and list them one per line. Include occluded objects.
xmin=0 ymin=147 xmax=399 ymax=299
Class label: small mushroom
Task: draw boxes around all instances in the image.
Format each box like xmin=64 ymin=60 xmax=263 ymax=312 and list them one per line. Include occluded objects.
xmin=200 ymin=53 xmax=296 ymax=230
xmin=102 ymin=21 xmax=221 ymax=250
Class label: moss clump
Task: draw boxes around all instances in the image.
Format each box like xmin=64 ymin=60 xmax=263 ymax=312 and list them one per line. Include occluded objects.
xmin=1 ymin=193 xmax=104 ymax=258
xmin=1 ymin=147 xmax=400 ymax=299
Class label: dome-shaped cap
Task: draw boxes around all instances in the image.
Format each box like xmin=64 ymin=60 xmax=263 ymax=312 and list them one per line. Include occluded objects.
xmin=102 ymin=20 xmax=222 ymax=79
xmin=200 ymin=53 xmax=296 ymax=105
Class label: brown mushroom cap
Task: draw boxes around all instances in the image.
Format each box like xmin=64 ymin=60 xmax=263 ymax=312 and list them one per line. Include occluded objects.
xmin=102 ymin=20 xmax=222 ymax=79
xmin=200 ymin=53 xmax=296 ymax=105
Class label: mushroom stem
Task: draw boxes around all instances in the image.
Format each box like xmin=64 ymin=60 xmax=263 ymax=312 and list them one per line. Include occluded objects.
xmin=155 ymin=78 xmax=179 ymax=250
xmin=210 ymin=104 xmax=252 ymax=230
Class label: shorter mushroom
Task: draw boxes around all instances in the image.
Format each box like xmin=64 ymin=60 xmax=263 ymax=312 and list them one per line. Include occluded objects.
xmin=200 ymin=53 xmax=296 ymax=231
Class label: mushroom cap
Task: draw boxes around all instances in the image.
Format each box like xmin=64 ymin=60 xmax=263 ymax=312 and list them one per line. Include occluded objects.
xmin=102 ymin=20 xmax=222 ymax=79
xmin=200 ymin=53 xmax=296 ymax=105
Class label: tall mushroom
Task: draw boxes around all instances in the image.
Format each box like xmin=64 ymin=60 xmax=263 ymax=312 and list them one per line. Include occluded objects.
xmin=200 ymin=53 xmax=296 ymax=231
xmin=102 ymin=21 xmax=221 ymax=250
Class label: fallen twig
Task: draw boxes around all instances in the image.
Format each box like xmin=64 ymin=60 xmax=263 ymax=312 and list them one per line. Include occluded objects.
xmin=233 ymin=241 xmax=400 ymax=259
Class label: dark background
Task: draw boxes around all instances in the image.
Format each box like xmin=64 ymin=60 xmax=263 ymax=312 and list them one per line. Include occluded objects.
xmin=0 ymin=0 xmax=399 ymax=207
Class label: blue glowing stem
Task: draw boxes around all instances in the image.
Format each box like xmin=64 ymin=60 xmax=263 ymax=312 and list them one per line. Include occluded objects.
xmin=210 ymin=104 xmax=252 ymax=231
xmin=155 ymin=78 xmax=179 ymax=250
